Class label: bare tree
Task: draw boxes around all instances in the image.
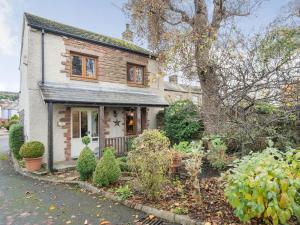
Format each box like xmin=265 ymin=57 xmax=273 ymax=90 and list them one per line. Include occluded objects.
xmin=124 ymin=0 xmax=264 ymax=134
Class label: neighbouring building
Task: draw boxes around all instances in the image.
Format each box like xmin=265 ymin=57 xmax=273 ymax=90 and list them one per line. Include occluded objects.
xmin=0 ymin=100 xmax=18 ymax=120
xmin=19 ymin=13 xmax=168 ymax=171
xmin=164 ymin=75 xmax=202 ymax=105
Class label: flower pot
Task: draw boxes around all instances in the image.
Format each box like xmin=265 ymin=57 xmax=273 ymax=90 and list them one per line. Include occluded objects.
xmin=24 ymin=157 xmax=43 ymax=172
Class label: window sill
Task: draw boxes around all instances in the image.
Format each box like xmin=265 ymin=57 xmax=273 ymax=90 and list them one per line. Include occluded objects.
xmin=70 ymin=76 xmax=99 ymax=83
xmin=127 ymin=82 xmax=146 ymax=88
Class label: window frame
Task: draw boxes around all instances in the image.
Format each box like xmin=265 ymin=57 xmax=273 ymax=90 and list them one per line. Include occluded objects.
xmin=127 ymin=63 xmax=145 ymax=85
xmin=70 ymin=52 xmax=98 ymax=80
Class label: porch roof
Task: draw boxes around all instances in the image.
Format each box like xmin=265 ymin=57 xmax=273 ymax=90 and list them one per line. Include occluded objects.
xmin=39 ymin=82 xmax=168 ymax=107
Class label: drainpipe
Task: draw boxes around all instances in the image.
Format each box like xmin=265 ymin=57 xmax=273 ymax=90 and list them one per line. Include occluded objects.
xmin=41 ymin=29 xmax=45 ymax=85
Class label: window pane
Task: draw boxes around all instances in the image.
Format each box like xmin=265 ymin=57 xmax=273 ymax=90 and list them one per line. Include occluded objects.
xmin=81 ymin=111 xmax=88 ymax=137
xmin=126 ymin=110 xmax=136 ymax=135
xmin=72 ymin=56 xmax=82 ymax=76
xmin=127 ymin=65 xmax=135 ymax=81
xmin=136 ymin=66 xmax=143 ymax=83
xmin=72 ymin=111 xmax=80 ymax=138
xmin=86 ymin=58 xmax=96 ymax=78
xmin=91 ymin=111 xmax=98 ymax=137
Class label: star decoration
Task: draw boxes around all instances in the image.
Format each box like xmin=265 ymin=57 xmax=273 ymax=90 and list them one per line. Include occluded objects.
xmin=113 ymin=119 xmax=121 ymax=126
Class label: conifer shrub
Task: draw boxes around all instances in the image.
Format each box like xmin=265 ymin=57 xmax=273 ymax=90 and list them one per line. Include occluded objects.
xmin=76 ymin=136 xmax=96 ymax=181
xmin=9 ymin=124 xmax=24 ymax=159
xmin=93 ymin=147 xmax=121 ymax=186
xmin=19 ymin=141 xmax=44 ymax=158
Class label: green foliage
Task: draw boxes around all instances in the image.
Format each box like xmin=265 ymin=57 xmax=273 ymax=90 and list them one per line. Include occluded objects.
xmin=224 ymin=147 xmax=300 ymax=225
xmin=76 ymin=147 xmax=97 ymax=181
xmin=115 ymin=185 xmax=133 ymax=200
xmin=127 ymin=137 xmax=135 ymax=152
xmin=81 ymin=136 xmax=91 ymax=146
xmin=93 ymin=148 xmax=121 ymax=187
xmin=8 ymin=124 xmax=24 ymax=159
xmin=173 ymin=140 xmax=203 ymax=154
xmin=116 ymin=156 xmax=130 ymax=172
xmin=10 ymin=114 xmax=19 ymax=121
xmin=5 ymin=119 xmax=19 ymax=130
xmin=0 ymin=92 xmax=18 ymax=101
xmin=172 ymin=207 xmax=189 ymax=215
xmin=164 ymin=100 xmax=203 ymax=144
xmin=19 ymin=141 xmax=44 ymax=158
xmin=207 ymin=137 xmax=228 ymax=170
xmin=128 ymin=129 xmax=171 ymax=200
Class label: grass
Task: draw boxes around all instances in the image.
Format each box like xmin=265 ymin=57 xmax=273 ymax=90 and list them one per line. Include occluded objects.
xmin=0 ymin=153 xmax=8 ymax=160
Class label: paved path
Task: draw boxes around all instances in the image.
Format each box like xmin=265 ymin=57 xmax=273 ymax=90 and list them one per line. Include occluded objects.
xmin=0 ymin=136 xmax=171 ymax=225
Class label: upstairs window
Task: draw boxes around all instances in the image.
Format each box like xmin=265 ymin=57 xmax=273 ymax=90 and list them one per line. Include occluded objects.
xmin=127 ymin=63 xmax=145 ymax=85
xmin=71 ymin=53 xmax=97 ymax=79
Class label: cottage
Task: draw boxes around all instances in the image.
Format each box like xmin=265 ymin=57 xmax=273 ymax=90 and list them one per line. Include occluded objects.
xmin=19 ymin=13 xmax=168 ymax=171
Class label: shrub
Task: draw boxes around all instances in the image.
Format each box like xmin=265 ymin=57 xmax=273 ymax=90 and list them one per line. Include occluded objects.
xmin=76 ymin=147 xmax=97 ymax=181
xmin=93 ymin=148 xmax=121 ymax=186
xmin=224 ymin=147 xmax=300 ymax=225
xmin=10 ymin=114 xmax=19 ymax=121
xmin=206 ymin=137 xmax=228 ymax=170
xmin=128 ymin=129 xmax=171 ymax=200
xmin=117 ymin=156 xmax=130 ymax=172
xmin=8 ymin=124 xmax=24 ymax=159
xmin=5 ymin=119 xmax=19 ymax=130
xmin=81 ymin=136 xmax=91 ymax=146
xmin=173 ymin=140 xmax=203 ymax=154
xmin=19 ymin=141 xmax=44 ymax=158
xmin=115 ymin=185 xmax=133 ymax=200
xmin=164 ymin=100 xmax=203 ymax=144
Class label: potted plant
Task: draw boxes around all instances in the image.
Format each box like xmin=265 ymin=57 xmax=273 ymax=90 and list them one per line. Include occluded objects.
xmin=19 ymin=141 xmax=45 ymax=172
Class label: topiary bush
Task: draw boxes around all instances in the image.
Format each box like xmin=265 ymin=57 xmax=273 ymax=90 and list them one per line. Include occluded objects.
xmin=164 ymin=100 xmax=203 ymax=144
xmin=19 ymin=141 xmax=44 ymax=158
xmin=224 ymin=147 xmax=300 ymax=225
xmin=9 ymin=124 xmax=24 ymax=159
xmin=76 ymin=149 xmax=96 ymax=181
xmin=128 ymin=129 xmax=171 ymax=200
xmin=93 ymin=147 xmax=121 ymax=187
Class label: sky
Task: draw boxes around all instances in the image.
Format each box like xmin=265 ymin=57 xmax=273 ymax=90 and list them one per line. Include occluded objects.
xmin=0 ymin=0 xmax=292 ymax=92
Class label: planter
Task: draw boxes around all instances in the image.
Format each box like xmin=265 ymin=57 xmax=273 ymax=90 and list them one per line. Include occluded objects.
xmin=24 ymin=157 xmax=43 ymax=172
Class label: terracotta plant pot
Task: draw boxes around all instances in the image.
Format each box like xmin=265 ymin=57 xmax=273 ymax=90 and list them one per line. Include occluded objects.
xmin=24 ymin=157 xmax=43 ymax=172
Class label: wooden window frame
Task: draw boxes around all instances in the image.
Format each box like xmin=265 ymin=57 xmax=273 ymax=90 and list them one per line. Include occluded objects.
xmin=70 ymin=52 xmax=98 ymax=81
xmin=127 ymin=63 xmax=145 ymax=85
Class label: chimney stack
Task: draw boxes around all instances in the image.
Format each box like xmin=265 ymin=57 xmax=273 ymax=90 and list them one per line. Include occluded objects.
xmin=169 ymin=75 xmax=178 ymax=84
xmin=122 ymin=23 xmax=134 ymax=42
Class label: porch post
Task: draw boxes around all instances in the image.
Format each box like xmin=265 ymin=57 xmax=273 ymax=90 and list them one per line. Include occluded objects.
xmin=136 ymin=106 xmax=141 ymax=134
xmin=98 ymin=106 xmax=105 ymax=158
xmin=48 ymin=102 xmax=53 ymax=172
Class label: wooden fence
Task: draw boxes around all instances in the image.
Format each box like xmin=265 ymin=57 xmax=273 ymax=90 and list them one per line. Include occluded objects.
xmin=104 ymin=135 xmax=137 ymax=156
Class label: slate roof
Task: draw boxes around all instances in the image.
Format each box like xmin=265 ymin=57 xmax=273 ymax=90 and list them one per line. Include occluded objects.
xmin=164 ymin=81 xmax=201 ymax=94
xmin=39 ymin=82 xmax=168 ymax=107
xmin=24 ymin=13 xmax=153 ymax=57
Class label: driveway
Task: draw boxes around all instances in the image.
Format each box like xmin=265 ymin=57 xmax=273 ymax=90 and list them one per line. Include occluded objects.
xmin=0 ymin=136 xmax=173 ymax=225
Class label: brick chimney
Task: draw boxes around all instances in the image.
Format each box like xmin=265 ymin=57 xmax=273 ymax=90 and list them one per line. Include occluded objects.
xmin=122 ymin=24 xmax=134 ymax=42
xmin=169 ymin=75 xmax=178 ymax=84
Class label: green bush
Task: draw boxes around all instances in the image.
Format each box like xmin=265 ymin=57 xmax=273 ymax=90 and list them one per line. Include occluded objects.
xmin=173 ymin=141 xmax=190 ymax=153
xmin=8 ymin=124 xmax=24 ymax=159
xmin=128 ymin=129 xmax=171 ymax=200
xmin=76 ymin=147 xmax=97 ymax=181
xmin=164 ymin=100 xmax=203 ymax=144
xmin=19 ymin=141 xmax=44 ymax=158
xmin=5 ymin=119 xmax=19 ymax=130
xmin=115 ymin=185 xmax=133 ymax=200
xmin=224 ymin=147 xmax=300 ymax=225
xmin=81 ymin=136 xmax=91 ymax=146
xmin=10 ymin=114 xmax=19 ymax=121
xmin=93 ymin=148 xmax=121 ymax=186
xmin=207 ymin=137 xmax=228 ymax=170
xmin=117 ymin=156 xmax=130 ymax=172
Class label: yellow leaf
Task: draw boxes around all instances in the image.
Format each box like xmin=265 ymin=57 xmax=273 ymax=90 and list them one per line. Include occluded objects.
xmin=245 ymin=193 xmax=252 ymax=200
xmin=149 ymin=214 xmax=155 ymax=220
xmin=279 ymin=193 xmax=289 ymax=209
xmin=48 ymin=204 xmax=56 ymax=211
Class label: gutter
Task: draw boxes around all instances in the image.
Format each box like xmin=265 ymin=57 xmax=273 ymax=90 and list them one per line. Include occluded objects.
xmin=29 ymin=24 xmax=156 ymax=59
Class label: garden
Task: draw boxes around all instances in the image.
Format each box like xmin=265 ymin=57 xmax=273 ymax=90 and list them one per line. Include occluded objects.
xmin=9 ymin=99 xmax=300 ymax=225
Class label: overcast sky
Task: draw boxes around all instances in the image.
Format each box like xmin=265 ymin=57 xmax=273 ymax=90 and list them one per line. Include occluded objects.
xmin=0 ymin=0 xmax=291 ymax=92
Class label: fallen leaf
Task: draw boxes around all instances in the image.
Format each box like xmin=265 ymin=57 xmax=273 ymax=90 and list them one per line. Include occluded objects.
xmin=49 ymin=204 xmax=56 ymax=211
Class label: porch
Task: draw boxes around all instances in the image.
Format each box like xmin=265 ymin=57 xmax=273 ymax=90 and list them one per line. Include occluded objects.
xmin=39 ymin=82 xmax=168 ymax=172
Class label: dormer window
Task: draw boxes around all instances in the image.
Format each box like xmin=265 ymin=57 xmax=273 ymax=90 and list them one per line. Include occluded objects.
xmin=71 ymin=53 xmax=97 ymax=79
xmin=127 ymin=63 xmax=144 ymax=85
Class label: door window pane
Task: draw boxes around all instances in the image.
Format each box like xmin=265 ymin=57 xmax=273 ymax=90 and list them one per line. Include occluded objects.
xmin=81 ymin=111 xmax=88 ymax=137
xmin=128 ymin=65 xmax=135 ymax=81
xmin=86 ymin=58 xmax=95 ymax=78
xmin=126 ymin=109 xmax=136 ymax=135
xmin=72 ymin=56 xmax=82 ymax=76
xmin=72 ymin=111 xmax=80 ymax=138
xmin=91 ymin=111 xmax=98 ymax=137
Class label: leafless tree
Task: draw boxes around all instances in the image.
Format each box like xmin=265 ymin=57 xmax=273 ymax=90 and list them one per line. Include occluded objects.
xmin=124 ymin=0 xmax=264 ymax=134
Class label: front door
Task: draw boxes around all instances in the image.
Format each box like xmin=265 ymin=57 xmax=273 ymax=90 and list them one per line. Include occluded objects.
xmin=71 ymin=108 xmax=99 ymax=158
